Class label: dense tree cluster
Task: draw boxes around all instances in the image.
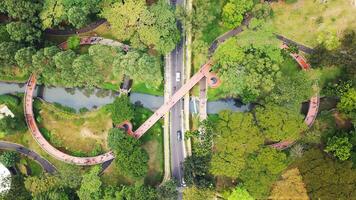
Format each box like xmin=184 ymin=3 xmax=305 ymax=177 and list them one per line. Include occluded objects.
xmin=213 ymin=39 xmax=284 ymax=103
xmin=101 ymin=0 xmax=180 ymax=54
xmin=210 ymin=111 xmax=264 ymax=178
xmin=0 ymin=151 xmax=19 ymax=167
xmin=110 ymin=95 xmax=134 ymax=125
xmin=108 ymin=128 xmax=148 ymax=179
xmin=296 ymin=148 xmax=356 ymax=199
xmin=222 ymin=0 xmax=254 ymax=29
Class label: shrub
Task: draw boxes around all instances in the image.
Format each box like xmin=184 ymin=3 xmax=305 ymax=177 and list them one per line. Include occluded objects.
xmin=67 ymin=35 xmax=81 ymax=50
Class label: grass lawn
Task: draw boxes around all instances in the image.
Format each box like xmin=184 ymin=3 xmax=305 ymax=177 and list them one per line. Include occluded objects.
xmin=131 ymin=82 xmax=164 ymax=96
xmin=271 ymin=0 xmax=356 ymax=47
xmin=37 ymin=101 xmax=112 ymax=157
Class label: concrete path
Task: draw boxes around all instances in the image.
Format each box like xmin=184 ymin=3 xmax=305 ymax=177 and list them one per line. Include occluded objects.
xmin=0 ymin=141 xmax=56 ymax=174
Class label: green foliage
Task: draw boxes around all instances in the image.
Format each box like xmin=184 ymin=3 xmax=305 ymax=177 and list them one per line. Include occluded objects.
xmin=214 ymin=42 xmax=283 ymax=102
xmin=0 ymin=151 xmax=19 ymax=167
xmin=210 ymin=111 xmax=264 ymax=178
xmin=325 ymin=136 xmax=352 ymax=161
xmin=267 ymin=71 xmax=313 ymax=108
xmin=157 ymin=180 xmax=178 ymax=200
xmin=0 ymin=25 xmax=10 ymax=42
xmin=240 ymin=148 xmax=288 ymax=199
xmin=255 ymin=104 xmax=307 ymax=141
xmin=337 ymin=88 xmax=356 ymax=122
xmin=1 ymin=0 xmax=42 ymax=24
xmin=77 ymin=166 xmax=102 ymax=200
xmin=110 ymin=95 xmax=134 ymax=125
xmin=228 ymin=186 xmax=254 ymax=200
xmin=40 ymin=0 xmax=101 ymax=29
xmin=296 ymin=148 xmax=356 ymax=199
xmin=317 ymin=31 xmax=341 ymax=50
xmin=0 ymin=42 xmax=21 ymax=66
xmin=6 ymin=22 xmax=41 ymax=44
xmin=1 ymin=175 xmax=32 ymax=200
xmin=0 ymin=115 xmax=27 ymax=136
xmin=222 ymin=0 xmax=254 ymax=29
xmin=101 ymin=0 xmax=179 ymax=54
xmin=183 ymin=186 xmax=215 ymax=200
xmin=15 ymin=47 xmax=36 ymax=70
xmin=24 ymin=175 xmax=63 ymax=197
xmin=108 ymin=128 xmax=148 ymax=179
xmin=67 ymin=36 xmax=81 ymax=50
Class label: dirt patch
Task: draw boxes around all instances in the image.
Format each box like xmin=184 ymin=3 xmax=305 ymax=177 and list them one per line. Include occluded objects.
xmin=333 ymin=111 xmax=352 ymax=129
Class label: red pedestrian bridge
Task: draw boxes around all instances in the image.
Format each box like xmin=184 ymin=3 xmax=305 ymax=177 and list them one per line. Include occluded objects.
xmin=24 ymin=36 xmax=221 ymax=165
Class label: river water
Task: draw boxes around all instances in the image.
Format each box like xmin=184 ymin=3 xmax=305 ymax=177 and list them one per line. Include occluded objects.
xmin=0 ymin=82 xmax=249 ymax=114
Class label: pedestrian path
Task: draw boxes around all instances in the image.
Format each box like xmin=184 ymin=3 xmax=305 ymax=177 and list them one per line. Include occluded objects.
xmin=0 ymin=141 xmax=56 ymax=174
xmin=270 ymin=44 xmax=320 ymax=149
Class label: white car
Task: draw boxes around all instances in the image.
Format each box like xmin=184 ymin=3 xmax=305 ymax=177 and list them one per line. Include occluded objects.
xmin=176 ymin=72 xmax=181 ymax=82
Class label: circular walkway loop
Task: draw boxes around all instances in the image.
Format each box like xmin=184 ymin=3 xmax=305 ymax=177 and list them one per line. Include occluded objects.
xmin=270 ymin=44 xmax=320 ymax=149
xmin=24 ymin=36 xmax=129 ymax=165
xmin=0 ymin=141 xmax=56 ymax=174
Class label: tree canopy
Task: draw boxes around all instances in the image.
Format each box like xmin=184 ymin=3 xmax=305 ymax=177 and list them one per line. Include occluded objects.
xmin=101 ymin=0 xmax=179 ymax=54
xmin=210 ymin=111 xmax=264 ymax=178
xmin=255 ymin=104 xmax=307 ymax=141
xmin=107 ymin=128 xmax=148 ymax=179
xmin=213 ymin=41 xmax=284 ymax=103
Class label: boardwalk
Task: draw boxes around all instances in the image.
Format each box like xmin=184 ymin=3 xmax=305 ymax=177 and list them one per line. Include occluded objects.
xmin=270 ymin=44 xmax=320 ymax=149
xmin=0 ymin=141 xmax=56 ymax=174
xmin=24 ymin=75 xmax=115 ymax=165
xmin=133 ymin=61 xmax=218 ymax=138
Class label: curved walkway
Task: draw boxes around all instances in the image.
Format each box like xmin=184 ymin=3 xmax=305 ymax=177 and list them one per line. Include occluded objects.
xmin=0 ymin=141 xmax=56 ymax=174
xmin=270 ymin=44 xmax=320 ymax=149
xmin=24 ymin=75 xmax=115 ymax=165
xmin=44 ymin=19 xmax=107 ymax=36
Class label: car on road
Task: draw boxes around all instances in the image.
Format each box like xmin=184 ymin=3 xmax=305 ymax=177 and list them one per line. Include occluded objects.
xmin=181 ymin=178 xmax=186 ymax=187
xmin=177 ymin=130 xmax=182 ymax=141
xmin=176 ymin=72 xmax=181 ymax=82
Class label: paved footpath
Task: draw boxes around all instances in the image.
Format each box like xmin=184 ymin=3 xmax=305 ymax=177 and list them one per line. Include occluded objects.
xmin=0 ymin=141 xmax=56 ymax=174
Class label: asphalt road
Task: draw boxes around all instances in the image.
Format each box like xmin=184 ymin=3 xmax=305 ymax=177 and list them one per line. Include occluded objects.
xmin=0 ymin=141 xmax=56 ymax=174
xmin=170 ymin=0 xmax=186 ymax=189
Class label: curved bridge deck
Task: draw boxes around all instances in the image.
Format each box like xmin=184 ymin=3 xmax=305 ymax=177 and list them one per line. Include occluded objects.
xmin=24 ymin=75 xmax=115 ymax=165
xmin=271 ymin=45 xmax=320 ymax=149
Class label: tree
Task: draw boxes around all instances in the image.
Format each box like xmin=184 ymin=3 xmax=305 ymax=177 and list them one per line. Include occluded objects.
xmin=325 ymin=136 xmax=352 ymax=161
xmin=214 ymin=42 xmax=284 ymax=103
xmin=0 ymin=25 xmax=10 ymax=43
xmin=267 ymin=71 xmax=314 ymax=109
xmin=337 ymin=88 xmax=356 ymax=123
xmin=157 ymin=180 xmax=178 ymax=200
xmin=0 ymin=115 xmax=27 ymax=135
xmin=107 ymin=128 xmax=148 ymax=179
xmin=101 ymin=0 xmax=179 ymax=53
xmin=110 ymin=95 xmax=134 ymax=125
xmin=24 ymin=175 xmax=63 ymax=197
xmin=77 ymin=166 xmax=102 ymax=200
xmin=228 ymin=186 xmax=254 ymax=200
xmin=15 ymin=47 xmax=36 ymax=70
xmin=0 ymin=151 xmax=19 ymax=167
xmin=269 ymin=168 xmax=309 ymax=200
xmin=0 ymin=42 xmax=21 ymax=66
xmin=240 ymin=148 xmax=288 ymax=199
xmin=40 ymin=0 xmax=101 ymax=29
xmin=67 ymin=7 xmax=88 ymax=29
xmin=72 ymin=54 xmax=103 ymax=88
xmin=6 ymin=22 xmax=41 ymax=44
xmin=296 ymin=148 xmax=356 ymax=199
xmin=66 ymin=36 xmax=81 ymax=50
xmin=255 ymin=104 xmax=307 ymax=141
xmin=210 ymin=111 xmax=264 ymax=178
xmin=222 ymin=0 xmax=254 ymax=29
xmin=1 ymin=0 xmax=42 ymax=24
xmin=183 ymin=186 xmax=214 ymax=200
xmin=117 ymin=185 xmax=157 ymax=200
xmin=53 ymin=50 xmax=78 ymax=87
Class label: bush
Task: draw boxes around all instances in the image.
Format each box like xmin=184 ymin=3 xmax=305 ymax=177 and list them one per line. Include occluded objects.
xmin=67 ymin=36 xmax=81 ymax=50
xmin=0 ymin=95 xmax=19 ymax=107
xmin=0 ymin=151 xmax=19 ymax=167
